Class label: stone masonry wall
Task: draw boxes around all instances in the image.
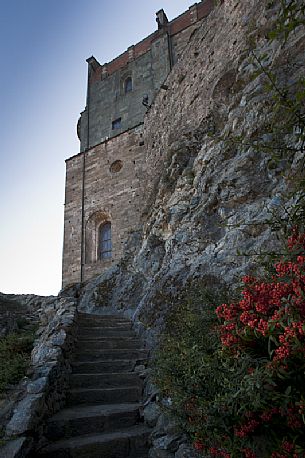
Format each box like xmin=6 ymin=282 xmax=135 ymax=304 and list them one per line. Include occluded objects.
xmin=63 ymin=1 xmax=216 ymax=287
xmin=1 ymin=296 xmax=78 ymax=457
xmin=78 ymin=1 xmax=215 ymax=152
xmin=79 ymin=34 xmax=170 ymax=152
xmin=62 ymin=126 xmax=146 ymax=287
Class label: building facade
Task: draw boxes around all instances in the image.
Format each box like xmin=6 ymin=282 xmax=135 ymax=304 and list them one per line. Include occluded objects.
xmin=62 ymin=0 xmax=214 ymax=287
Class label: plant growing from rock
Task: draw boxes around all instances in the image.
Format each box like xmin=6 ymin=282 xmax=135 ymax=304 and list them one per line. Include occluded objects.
xmin=154 ymin=230 xmax=305 ymax=457
xmin=0 ymin=330 xmax=35 ymax=396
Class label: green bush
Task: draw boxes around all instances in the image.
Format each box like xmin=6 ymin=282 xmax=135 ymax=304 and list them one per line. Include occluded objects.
xmin=153 ymin=283 xmax=242 ymax=454
xmin=0 ymin=331 xmax=35 ymax=396
xmin=154 ymin=232 xmax=305 ymax=457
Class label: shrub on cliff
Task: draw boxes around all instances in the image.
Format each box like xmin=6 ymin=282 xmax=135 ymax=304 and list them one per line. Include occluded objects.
xmin=0 ymin=329 xmax=35 ymax=396
xmin=154 ymin=230 xmax=305 ymax=457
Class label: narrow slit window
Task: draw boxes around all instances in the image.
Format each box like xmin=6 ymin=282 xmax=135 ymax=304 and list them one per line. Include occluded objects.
xmin=112 ymin=118 xmax=121 ymax=130
xmin=125 ymin=77 xmax=132 ymax=93
xmin=99 ymin=222 xmax=112 ymax=259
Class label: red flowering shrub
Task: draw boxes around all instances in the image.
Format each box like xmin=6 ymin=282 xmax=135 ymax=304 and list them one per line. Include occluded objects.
xmin=154 ymin=231 xmax=305 ymax=458
xmin=213 ymin=229 xmax=305 ymax=456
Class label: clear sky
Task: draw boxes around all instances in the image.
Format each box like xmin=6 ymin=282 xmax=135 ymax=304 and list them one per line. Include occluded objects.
xmin=0 ymin=0 xmax=194 ymax=296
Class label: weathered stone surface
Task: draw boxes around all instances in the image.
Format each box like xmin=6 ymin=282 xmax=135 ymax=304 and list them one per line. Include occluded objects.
xmin=152 ymin=434 xmax=184 ymax=453
xmin=3 ymin=1 xmax=304 ymax=457
xmin=62 ymin=2 xmax=215 ymax=288
xmin=175 ymin=443 xmax=205 ymax=458
xmin=76 ymin=0 xmax=305 ymax=335
xmin=6 ymin=394 xmax=45 ymax=435
xmin=144 ymin=402 xmax=161 ymax=427
xmin=0 ymin=293 xmax=56 ymax=337
xmin=0 ymin=436 xmax=32 ymax=458
xmin=72 ymin=3 xmax=305 ymax=458
xmin=36 ymin=312 xmax=151 ymax=457
xmin=31 ymin=346 xmax=62 ymax=366
xmin=149 ymin=449 xmax=175 ymax=458
xmin=1 ymin=296 xmax=77 ymax=458
xmin=26 ymin=377 xmax=48 ymax=395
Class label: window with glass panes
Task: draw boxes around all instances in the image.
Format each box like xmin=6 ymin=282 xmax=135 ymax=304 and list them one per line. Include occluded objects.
xmin=99 ymin=222 xmax=112 ymax=259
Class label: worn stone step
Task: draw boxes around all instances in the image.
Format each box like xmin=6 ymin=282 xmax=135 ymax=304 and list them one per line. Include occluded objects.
xmin=67 ymin=386 xmax=142 ymax=405
xmin=70 ymin=372 xmax=143 ymax=389
xmin=78 ymin=314 xmax=130 ymax=321
xmin=72 ymin=359 xmax=146 ymax=374
xmin=45 ymin=403 xmax=141 ymax=440
xmin=75 ymin=348 xmax=148 ymax=362
xmin=37 ymin=425 xmax=150 ymax=457
xmin=78 ymin=313 xmax=125 ymax=320
xmin=78 ymin=334 xmax=138 ymax=340
xmin=76 ymin=338 xmax=142 ymax=350
xmin=79 ymin=327 xmax=135 ymax=338
xmin=78 ymin=321 xmax=132 ymax=329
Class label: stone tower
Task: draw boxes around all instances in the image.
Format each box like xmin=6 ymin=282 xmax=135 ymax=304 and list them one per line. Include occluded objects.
xmin=62 ymin=0 xmax=214 ymax=287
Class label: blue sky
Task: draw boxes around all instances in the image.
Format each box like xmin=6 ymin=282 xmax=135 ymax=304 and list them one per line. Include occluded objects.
xmin=0 ymin=0 xmax=194 ymax=296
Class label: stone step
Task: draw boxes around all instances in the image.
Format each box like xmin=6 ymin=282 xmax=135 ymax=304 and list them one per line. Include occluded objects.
xmin=70 ymin=372 xmax=143 ymax=389
xmin=78 ymin=313 xmax=130 ymax=320
xmin=45 ymin=403 xmax=141 ymax=440
xmin=78 ymin=334 xmax=138 ymax=340
xmin=76 ymin=338 xmax=142 ymax=350
xmin=79 ymin=327 xmax=135 ymax=338
xmin=72 ymin=359 xmax=146 ymax=374
xmin=67 ymin=386 xmax=142 ymax=405
xmin=37 ymin=425 xmax=150 ymax=457
xmin=78 ymin=321 xmax=132 ymax=329
xmin=74 ymin=348 xmax=148 ymax=362
xmin=78 ymin=313 xmax=125 ymax=320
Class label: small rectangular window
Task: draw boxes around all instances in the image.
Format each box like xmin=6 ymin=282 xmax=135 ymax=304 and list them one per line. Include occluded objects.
xmin=112 ymin=118 xmax=121 ymax=130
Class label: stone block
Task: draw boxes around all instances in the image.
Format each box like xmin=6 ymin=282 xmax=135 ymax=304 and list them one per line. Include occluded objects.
xmin=6 ymin=394 xmax=44 ymax=436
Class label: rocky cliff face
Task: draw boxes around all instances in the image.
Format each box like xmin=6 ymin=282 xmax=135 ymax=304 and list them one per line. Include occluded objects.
xmin=78 ymin=0 xmax=304 ymax=337
xmin=3 ymin=2 xmax=303 ymax=455
xmin=0 ymin=293 xmax=58 ymax=337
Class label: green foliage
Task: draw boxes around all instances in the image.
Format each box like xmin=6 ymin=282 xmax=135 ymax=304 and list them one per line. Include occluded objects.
xmin=248 ymin=50 xmax=305 ymax=174
xmin=268 ymin=0 xmax=305 ymax=42
xmin=0 ymin=330 xmax=35 ymax=396
xmin=153 ymin=283 xmax=248 ymax=453
xmin=154 ymin=233 xmax=305 ymax=457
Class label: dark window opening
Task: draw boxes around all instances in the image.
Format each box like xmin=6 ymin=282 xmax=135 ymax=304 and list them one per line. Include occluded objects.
xmin=112 ymin=118 xmax=121 ymax=130
xmin=125 ymin=77 xmax=132 ymax=93
xmin=99 ymin=222 xmax=112 ymax=259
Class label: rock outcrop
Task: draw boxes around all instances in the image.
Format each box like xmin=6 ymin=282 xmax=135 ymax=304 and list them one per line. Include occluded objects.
xmin=72 ymin=1 xmax=305 ymax=455
xmin=0 ymin=293 xmax=56 ymax=337
xmin=2 ymin=1 xmax=304 ymax=456
xmin=1 ymin=296 xmax=77 ymax=457
xmin=77 ymin=0 xmax=305 ymax=331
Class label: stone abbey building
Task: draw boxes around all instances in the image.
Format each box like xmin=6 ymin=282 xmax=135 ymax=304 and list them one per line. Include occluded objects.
xmin=62 ymin=0 xmax=214 ymax=287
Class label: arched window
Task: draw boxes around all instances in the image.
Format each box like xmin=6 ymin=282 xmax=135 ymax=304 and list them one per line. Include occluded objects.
xmin=98 ymin=222 xmax=112 ymax=259
xmin=124 ymin=77 xmax=132 ymax=93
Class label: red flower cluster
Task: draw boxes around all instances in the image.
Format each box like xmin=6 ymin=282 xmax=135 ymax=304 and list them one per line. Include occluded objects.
xmin=286 ymin=406 xmax=303 ymax=429
xmin=287 ymin=229 xmax=305 ymax=251
xmin=235 ymin=418 xmax=260 ymax=438
xmin=216 ymin=231 xmax=305 ymax=364
xmin=194 ymin=440 xmax=204 ymax=451
xmin=271 ymin=439 xmax=299 ymax=458
xmin=213 ymin=230 xmax=305 ymax=456
xmin=209 ymin=447 xmax=231 ymax=458
xmin=242 ymin=448 xmax=257 ymax=458
xmin=260 ymin=407 xmax=279 ymax=422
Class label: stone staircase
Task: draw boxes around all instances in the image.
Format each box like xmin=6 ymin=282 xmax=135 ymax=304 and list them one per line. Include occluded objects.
xmin=36 ymin=312 xmax=150 ymax=457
